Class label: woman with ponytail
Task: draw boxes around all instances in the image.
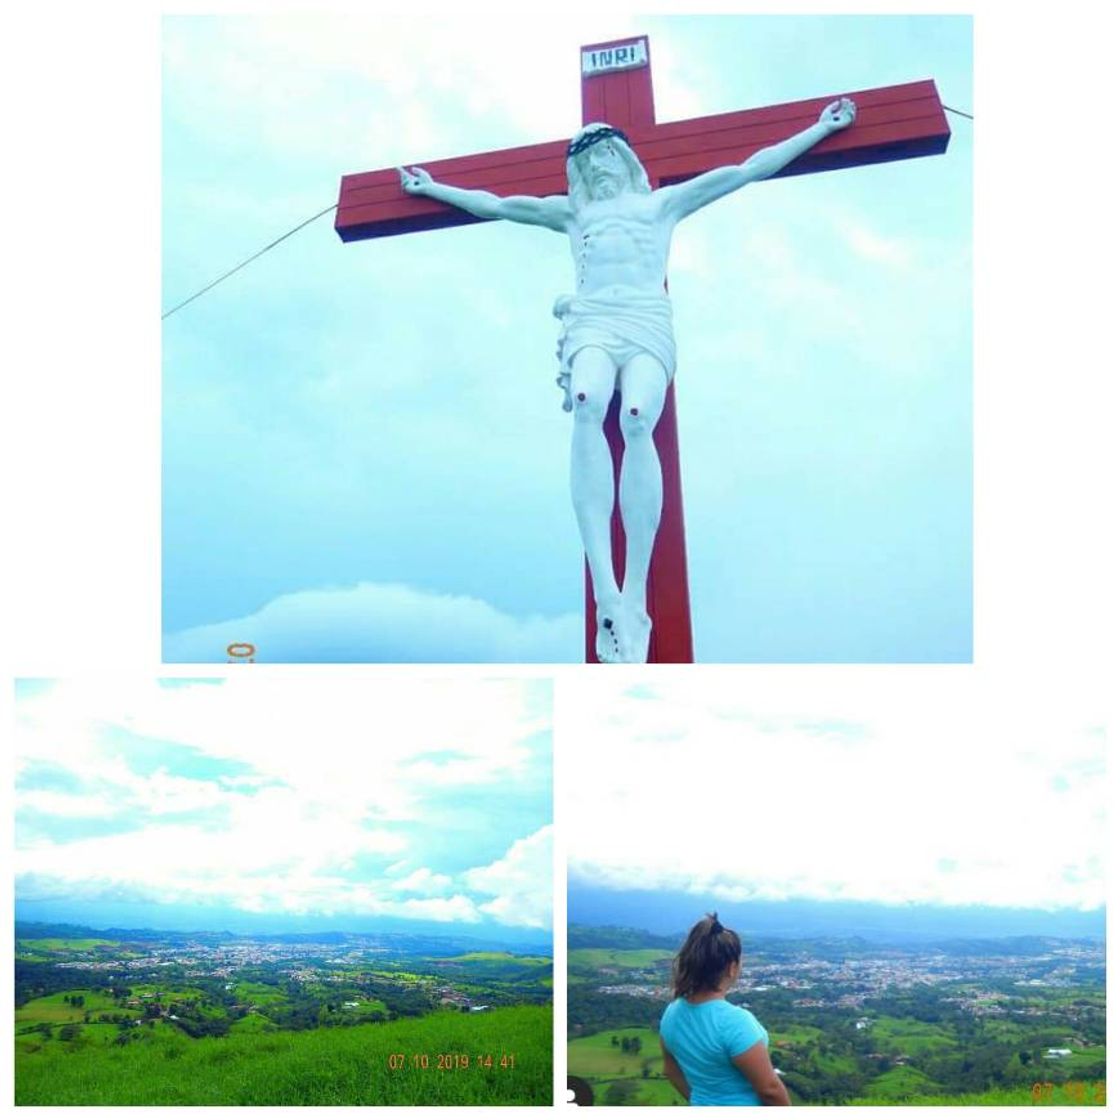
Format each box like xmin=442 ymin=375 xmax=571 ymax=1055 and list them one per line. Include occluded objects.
xmin=659 ymin=914 xmax=790 ymax=1106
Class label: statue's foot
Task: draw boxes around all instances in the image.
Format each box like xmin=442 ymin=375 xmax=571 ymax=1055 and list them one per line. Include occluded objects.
xmin=624 ymin=603 xmax=652 ymax=664
xmin=595 ymin=599 xmax=626 ymax=663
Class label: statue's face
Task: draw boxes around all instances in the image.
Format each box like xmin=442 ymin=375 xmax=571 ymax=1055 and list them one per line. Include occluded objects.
xmin=585 ymin=139 xmax=629 ymax=200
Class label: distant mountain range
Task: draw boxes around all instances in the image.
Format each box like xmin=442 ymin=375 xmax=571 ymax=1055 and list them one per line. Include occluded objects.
xmin=568 ymin=884 xmax=1105 ymax=943
xmin=15 ymin=919 xmax=551 ymax=958
xmin=14 ymin=900 xmax=551 ymax=950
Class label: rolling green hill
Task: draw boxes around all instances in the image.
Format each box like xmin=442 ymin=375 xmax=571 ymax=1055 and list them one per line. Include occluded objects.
xmin=569 ymin=948 xmax=674 ymax=973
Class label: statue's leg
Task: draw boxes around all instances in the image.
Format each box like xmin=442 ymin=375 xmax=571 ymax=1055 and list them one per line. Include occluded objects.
xmin=618 ymin=353 xmax=669 ymax=663
xmin=569 ymin=345 xmax=625 ymax=662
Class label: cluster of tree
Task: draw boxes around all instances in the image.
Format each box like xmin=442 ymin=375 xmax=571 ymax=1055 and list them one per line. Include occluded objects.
xmin=568 ymin=989 xmax=661 ymax=1038
xmin=61 ymin=994 xmax=86 ymax=1008
xmin=15 ymin=961 xmax=100 ymax=1006
xmin=610 ymin=1035 xmax=644 ymax=1054
xmin=781 ymin=1068 xmax=865 ymax=1104
xmin=170 ymin=1015 xmax=231 ymax=1040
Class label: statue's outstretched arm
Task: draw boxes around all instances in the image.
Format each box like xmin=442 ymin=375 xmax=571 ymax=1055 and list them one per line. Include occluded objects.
xmin=399 ymin=167 xmax=570 ymax=232
xmin=659 ymin=98 xmax=856 ymax=223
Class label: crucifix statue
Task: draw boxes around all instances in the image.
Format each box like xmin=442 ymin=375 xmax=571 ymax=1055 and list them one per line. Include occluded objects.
xmin=398 ymin=101 xmax=855 ymax=662
xmin=336 ymin=35 xmax=950 ymax=664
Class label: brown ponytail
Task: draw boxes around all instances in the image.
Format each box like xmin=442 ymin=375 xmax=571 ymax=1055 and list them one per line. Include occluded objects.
xmin=672 ymin=912 xmax=742 ymax=998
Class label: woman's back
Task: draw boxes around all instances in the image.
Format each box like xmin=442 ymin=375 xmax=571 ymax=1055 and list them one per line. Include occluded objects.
xmin=660 ymin=997 xmax=768 ymax=1106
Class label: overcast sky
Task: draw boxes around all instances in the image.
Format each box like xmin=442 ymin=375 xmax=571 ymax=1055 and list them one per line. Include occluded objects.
xmin=161 ymin=13 xmax=972 ymax=663
xmin=564 ymin=673 xmax=1106 ymax=912
xmin=15 ymin=677 xmax=552 ymax=931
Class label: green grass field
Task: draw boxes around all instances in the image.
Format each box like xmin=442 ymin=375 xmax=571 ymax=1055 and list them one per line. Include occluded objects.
xmin=16 ymin=1005 xmax=551 ymax=1105
xmin=227 ymin=1011 xmax=276 ymax=1034
xmin=568 ymin=948 xmax=673 ymax=972
xmin=15 ymin=990 xmax=120 ymax=1025
xmin=1053 ymin=1044 xmax=1107 ymax=1076
xmin=853 ymin=1081 xmax=1106 ymax=1106
xmin=232 ymin=981 xmax=288 ymax=1006
xmin=862 ymin=1065 xmax=943 ymax=1100
xmin=449 ymin=952 xmax=552 ymax=965
xmin=568 ymin=1027 xmax=682 ymax=1105
xmin=868 ymin=1016 xmax=958 ymax=1057
xmin=771 ymin=1024 xmax=823 ymax=1046
xmin=17 ymin=938 xmax=118 ymax=952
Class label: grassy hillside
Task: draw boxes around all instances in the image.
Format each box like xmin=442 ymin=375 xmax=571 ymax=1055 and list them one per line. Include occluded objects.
xmin=16 ymin=1005 xmax=551 ymax=1105
xmin=569 ymin=1027 xmax=681 ymax=1105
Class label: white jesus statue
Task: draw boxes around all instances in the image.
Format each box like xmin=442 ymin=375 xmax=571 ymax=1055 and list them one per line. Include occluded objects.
xmin=400 ymin=97 xmax=856 ymax=663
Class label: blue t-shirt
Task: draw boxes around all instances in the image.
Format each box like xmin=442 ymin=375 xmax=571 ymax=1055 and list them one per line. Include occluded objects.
xmin=659 ymin=997 xmax=768 ymax=1106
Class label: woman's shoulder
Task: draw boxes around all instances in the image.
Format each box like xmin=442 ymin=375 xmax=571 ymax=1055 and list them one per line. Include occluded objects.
xmin=721 ymin=1001 xmax=763 ymax=1027
xmin=707 ymin=998 xmax=747 ymax=1017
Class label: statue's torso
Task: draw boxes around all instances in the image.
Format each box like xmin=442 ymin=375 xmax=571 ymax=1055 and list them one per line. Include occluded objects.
xmin=569 ymin=191 xmax=672 ymax=296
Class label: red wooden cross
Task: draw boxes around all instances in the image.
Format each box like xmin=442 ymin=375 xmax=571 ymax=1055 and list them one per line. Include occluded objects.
xmin=335 ymin=34 xmax=950 ymax=663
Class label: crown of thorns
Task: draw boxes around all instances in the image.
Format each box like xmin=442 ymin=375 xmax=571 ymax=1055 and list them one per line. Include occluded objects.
xmin=567 ymin=125 xmax=631 ymax=159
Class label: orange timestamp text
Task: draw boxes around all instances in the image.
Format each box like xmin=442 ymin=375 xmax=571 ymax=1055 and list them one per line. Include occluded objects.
xmin=387 ymin=1052 xmax=516 ymax=1071
xmin=1031 ymin=1080 xmax=1105 ymax=1105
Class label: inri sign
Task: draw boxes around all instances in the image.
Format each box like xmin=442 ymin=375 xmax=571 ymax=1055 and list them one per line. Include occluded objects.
xmin=581 ymin=39 xmax=648 ymax=75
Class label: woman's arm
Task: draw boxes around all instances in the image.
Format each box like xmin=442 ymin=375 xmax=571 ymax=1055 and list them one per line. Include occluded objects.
xmin=660 ymin=1039 xmax=691 ymax=1103
xmin=730 ymin=1040 xmax=791 ymax=1106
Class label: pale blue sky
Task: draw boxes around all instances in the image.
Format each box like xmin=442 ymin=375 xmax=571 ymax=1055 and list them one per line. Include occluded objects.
xmin=162 ymin=14 xmax=972 ymax=663
xmin=15 ymin=679 xmax=553 ymax=932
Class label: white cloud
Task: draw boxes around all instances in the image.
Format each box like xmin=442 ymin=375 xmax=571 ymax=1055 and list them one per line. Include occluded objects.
xmin=17 ymin=677 xmax=547 ymax=800
xmin=565 ymin=674 xmax=1106 ymax=911
xmin=163 ymin=581 xmax=581 ymax=663
xmin=15 ymin=678 xmax=552 ymax=927
xmin=466 ymin=825 xmax=553 ymax=929
xmin=388 ymin=895 xmax=481 ymax=924
xmin=16 ymin=790 xmax=120 ymax=819
xmin=392 ymin=867 xmax=454 ymax=896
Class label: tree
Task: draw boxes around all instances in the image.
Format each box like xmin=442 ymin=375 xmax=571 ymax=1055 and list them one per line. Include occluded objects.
xmin=605 ymin=1080 xmax=638 ymax=1106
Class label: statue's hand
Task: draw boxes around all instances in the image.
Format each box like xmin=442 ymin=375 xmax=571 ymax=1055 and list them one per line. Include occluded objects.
xmin=819 ymin=97 xmax=856 ymax=132
xmin=398 ymin=165 xmax=433 ymax=195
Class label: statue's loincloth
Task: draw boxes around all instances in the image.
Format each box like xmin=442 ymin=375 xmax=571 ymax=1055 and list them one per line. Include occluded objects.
xmin=553 ymin=289 xmax=676 ymax=411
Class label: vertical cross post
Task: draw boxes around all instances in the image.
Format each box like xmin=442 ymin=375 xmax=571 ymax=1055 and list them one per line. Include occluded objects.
xmin=579 ymin=36 xmax=695 ymax=663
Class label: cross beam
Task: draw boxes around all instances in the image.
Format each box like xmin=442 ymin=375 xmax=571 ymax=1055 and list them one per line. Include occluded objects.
xmin=336 ymin=80 xmax=948 ymax=242
xmin=336 ymin=35 xmax=950 ymax=662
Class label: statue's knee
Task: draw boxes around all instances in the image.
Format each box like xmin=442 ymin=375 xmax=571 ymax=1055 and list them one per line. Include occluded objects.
xmin=573 ymin=389 xmax=608 ymax=424
xmin=621 ymin=403 xmax=653 ymax=440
